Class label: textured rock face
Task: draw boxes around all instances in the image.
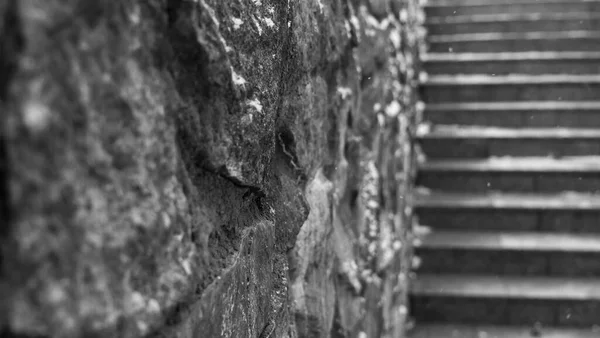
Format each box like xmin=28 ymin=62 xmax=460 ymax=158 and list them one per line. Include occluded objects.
xmin=1 ymin=0 xmax=423 ymax=337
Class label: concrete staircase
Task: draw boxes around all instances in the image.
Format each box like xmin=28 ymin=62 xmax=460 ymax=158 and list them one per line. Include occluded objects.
xmin=409 ymin=0 xmax=600 ymax=336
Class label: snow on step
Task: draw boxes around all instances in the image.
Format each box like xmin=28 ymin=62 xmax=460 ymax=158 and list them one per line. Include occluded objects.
xmin=426 ymin=12 xmax=600 ymax=25
xmin=425 ymin=101 xmax=600 ymax=111
xmin=425 ymin=0 xmax=600 ymax=6
xmin=411 ymin=274 xmax=600 ymax=300
xmin=415 ymin=191 xmax=600 ymax=210
xmin=409 ymin=324 xmax=600 ymax=338
xmin=429 ymin=31 xmax=600 ymax=43
xmin=424 ymin=74 xmax=600 ymax=85
xmin=422 ymin=51 xmax=600 ymax=62
xmin=420 ymin=156 xmax=600 ymax=172
xmin=420 ymin=230 xmax=600 ymax=252
xmin=417 ymin=125 xmax=600 ymax=139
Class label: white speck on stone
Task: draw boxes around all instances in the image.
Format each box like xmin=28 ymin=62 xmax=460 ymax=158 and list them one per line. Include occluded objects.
xmin=46 ymin=284 xmax=67 ymax=303
xmin=345 ymin=19 xmax=352 ymax=38
xmin=232 ymin=17 xmax=243 ymax=30
xmin=262 ymin=17 xmax=275 ymax=28
xmin=373 ymin=103 xmax=382 ymax=112
xmin=411 ymin=256 xmax=422 ymax=269
xmin=358 ymin=332 xmax=368 ymax=338
xmin=23 ymin=101 xmax=51 ymax=132
xmin=390 ymin=30 xmax=401 ymax=49
xmin=337 ymin=87 xmax=352 ymax=99
xmin=130 ymin=292 xmax=146 ymax=312
xmin=252 ymin=0 xmax=262 ymax=5
xmin=241 ymin=113 xmax=254 ymax=125
xmin=385 ymin=101 xmax=401 ymax=117
xmin=181 ymin=258 xmax=192 ymax=275
xmin=416 ymin=101 xmax=426 ymax=113
xmin=317 ymin=0 xmax=325 ymax=13
xmin=399 ymin=305 xmax=408 ymax=315
xmin=400 ymin=9 xmax=408 ymax=23
xmin=147 ymin=299 xmax=161 ymax=314
xmin=162 ymin=212 xmax=171 ymax=228
xmin=137 ymin=321 xmax=149 ymax=334
xmin=419 ymin=71 xmax=429 ymax=83
xmin=350 ymin=15 xmax=360 ymax=31
xmin=252 ymin=17 xmax=263 ymax=35
xmin=231 ymin=69 xmax=247 ymax=86
xmin=246 ymin=99 xmax=263 ymax=112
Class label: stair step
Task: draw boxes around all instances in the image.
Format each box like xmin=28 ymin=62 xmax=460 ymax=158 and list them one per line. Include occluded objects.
xmin=418 ymin=208 xmax=600 ymax=233
xmin=422 ymin=75 xmax=600 ymax=102
xmin=424 ymin=101 xmax=600 ymax=127
xmin=425 ymin=0 xmax=600 ymax=6
xmin=412 ymin=274 xmax=600 ymax=299
xmin=409 ymin=323 xmax=600 ymax=338
xmin=428 ymin=31 xmax=600 ymax=53
xmin=421 ymin=230 xmax=600 ymax=252
xmin=424 ymin=52 xmax=600 ymax=74
xmin=426 ymin=12 xmax=600 ymax=34
xmin=418 ymin=126 xmax=600 ymax=158
xmin=415 ymin=191 xmax=600 ymax=210
xmin=418 ymin=231 xmax=600 ymax=277
xmin=425 ymin=1 xmax=600 ymax=17
xmin=418 ymin=125 xmax=600 ymax=139
xmin=412 ymin=274 xmax=600 ymax=326
xmin=418 ymin=157 xmax=600 ymax=193
xmin=421 ymin=157 xmax=600 ymax=172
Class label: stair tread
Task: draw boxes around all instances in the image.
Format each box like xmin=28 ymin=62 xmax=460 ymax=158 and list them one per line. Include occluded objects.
xmin=409 ymin=323 xmax=600 ymax=338
xmin=429 ymin=31 xmax=600 ymax=42
xmin=423 ymin=51 xmax=600 ymax=62
xmin=415 ymin=191 xmax=600 ymax=209
xmin=411 ymin=274 xmax=600 ymax=300
xmin=425 ymin=74 xmax=600 ymax=85
xmin=421 ymin=156 xmax=600 ymax=172
xmin=418 ymin=125 xmax=600 ymax=139
xmin=427 ymin=12 xmax=600 ymax=24
xmin=425 ymin=0 xmax=600 ymax=8
xmin=420 ymin=230 xmax=600 ymax=252
xmin=425 ymin=101 xmax=600 ymax=111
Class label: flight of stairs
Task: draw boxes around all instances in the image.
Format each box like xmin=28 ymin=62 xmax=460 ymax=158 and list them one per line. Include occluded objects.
xmin=408 ymin=0 xmax=600 ymax=337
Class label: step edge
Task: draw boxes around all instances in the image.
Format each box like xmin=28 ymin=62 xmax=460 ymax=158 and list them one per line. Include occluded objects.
xmin=419 ymin=230 xmax=600 ymax=252
xmin=423 ymin=52 xmax=600 ymax=62
xmin=426 ymin=12 xmax=600 ymax=24
xmin=410 ymin=274 xmax=600 ymax=300
xmin=415 ymin=191 xmax=600 ymax=210
xmin=425 ymin=101 xmax=600 ymax=111
xmin=429 ymin=31 xmax=600 ymax=42
xmin=424 ymin=0 xmax=600 ymax=9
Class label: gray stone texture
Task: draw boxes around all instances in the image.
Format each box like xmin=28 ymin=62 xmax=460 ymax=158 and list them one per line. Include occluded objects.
xmin=0 ymin=0 xmax=421 ymax=337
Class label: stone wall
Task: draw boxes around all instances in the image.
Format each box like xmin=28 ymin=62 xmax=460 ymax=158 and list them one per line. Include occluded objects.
xmin=0 ymin=0 xmax=424 ymax=337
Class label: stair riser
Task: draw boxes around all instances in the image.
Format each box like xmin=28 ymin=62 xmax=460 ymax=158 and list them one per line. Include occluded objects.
xmin=418 ymin=249 xmax=600 ymax=277
xmin=424 ymin=110 xmax=600 ymax=128
xmin=425 ymin=4 xmax=600 ymax=17
xmin=424 ymin=59 xmax=600 ymax=75
xmin=411 ymin=296 xmax=600 ymax=326
xmin=429 ymin=38 xmax=600 ymax=53
xmin=418 ymin=209 xmax=600 ymax=233
xmin=420 ymin=138 xmax=600 ymax=158
xmin=418 ymin=172 xmax=600 ymax=193
xmin=427 ymin=20 xmax=600 ymax=35
xmin=422 ymin=83 xmax=600 ymax=102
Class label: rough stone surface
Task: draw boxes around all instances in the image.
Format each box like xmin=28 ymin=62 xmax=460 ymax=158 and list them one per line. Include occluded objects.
xmin=1 ymin=0 xmax=423 ymax=337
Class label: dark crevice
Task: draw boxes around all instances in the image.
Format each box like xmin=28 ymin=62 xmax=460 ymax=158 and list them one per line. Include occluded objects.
xmin=0 ymin=0 xmax=24 ymax=101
